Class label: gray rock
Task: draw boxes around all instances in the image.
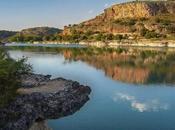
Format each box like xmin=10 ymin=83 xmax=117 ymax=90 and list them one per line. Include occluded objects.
xmin=0 ymin=74 xmax=91 ymax=130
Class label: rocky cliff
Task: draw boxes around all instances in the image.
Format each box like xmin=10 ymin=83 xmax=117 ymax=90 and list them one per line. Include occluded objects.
xmin=85 ymin=1 xmax=175 ymax=23
xmin=63 ymin=1 xmax=175 ymax=38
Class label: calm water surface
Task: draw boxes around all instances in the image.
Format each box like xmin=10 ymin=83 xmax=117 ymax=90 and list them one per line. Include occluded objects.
xmin=8 ymin=46 xmax=175 ymax=130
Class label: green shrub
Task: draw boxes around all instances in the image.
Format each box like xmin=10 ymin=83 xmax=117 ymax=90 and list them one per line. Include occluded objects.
xmin=162 ymin=20 xmax=171 ymax=26
xmin=139 ymin=17 xmax=148 ymax=21
xmin=145 ymin=31 xmax=158 ymax=39
xmin=114 ymin=35 xmax=123 ymax=40
xmin=0 ymin=47 xmax=32 ymax=108
xmin=114 ymin=19 xmax=136 ymax=26
xmin=121 ymin=19 xmax=136 ymax=26
xmin=140 ymin=28 xmax=147 ymax=36
xmin=155 ymin=18 xmax=161 ymax=23
xmin=106 ymin=34 xmax=114 ymax=40
xmin=154 ymin=18 xmax=171 ymax=26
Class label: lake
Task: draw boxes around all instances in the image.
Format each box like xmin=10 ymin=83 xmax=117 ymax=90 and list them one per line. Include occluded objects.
xmin=8 ymin=45 xmax=175 ymax=130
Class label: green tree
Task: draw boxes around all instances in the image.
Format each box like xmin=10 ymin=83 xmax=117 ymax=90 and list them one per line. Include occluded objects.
xmin=0 ymin=47 xmax=32 ymax=108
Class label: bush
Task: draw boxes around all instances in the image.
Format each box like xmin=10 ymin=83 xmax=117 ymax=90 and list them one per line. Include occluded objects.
xmin=145 ymin=31 xmax=158 ymax=39
xmin=94 ymin=33 xmax=104 ymax=41
xmin=162 ymin=20 xmax=171 ymax=26
xmin=114 ymin=19 xmax=136 ymax=26
xmin=155 ymin=18 xmax=161 ymax=23
xmin=167 ymin=26 xmax=175 ymax=33
xmin=129 ymin=27 xmax=137 ymax=33
xmin=139 ymin=17 xmax=148 ymax=21
xmin=106 ymin=34 xmax=114 ymax=40
xmin=114 ymin=35 xmax=123 ymax=40
xmin=120 ymin=19 xmax=136 ymax=26
xmin=140 ymin=28 xmax=159 ymax=39
xmin=0 ymin=47 xmax=32 ymax=107
xmin=154 ymin=18 xmax=171 ymax=26
xmin=140 ymin=28 xmax=147 ymax=36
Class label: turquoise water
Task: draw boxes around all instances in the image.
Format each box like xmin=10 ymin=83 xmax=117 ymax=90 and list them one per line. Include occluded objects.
xmin=9 ymin=47 xmax=175 ymax=130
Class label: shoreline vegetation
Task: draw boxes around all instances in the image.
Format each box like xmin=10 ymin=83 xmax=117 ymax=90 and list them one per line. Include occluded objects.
xmin=0 ymin=47 xmax=32 ymax=108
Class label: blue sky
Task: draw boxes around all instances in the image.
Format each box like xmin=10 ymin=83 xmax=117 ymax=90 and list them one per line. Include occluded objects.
xmin=0 ymin=0 xmax=128 ymax=31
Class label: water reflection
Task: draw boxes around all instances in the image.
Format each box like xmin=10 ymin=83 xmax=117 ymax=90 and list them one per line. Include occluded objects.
xmin=8 ymin=46 xmax=175 ymax=85
xmin=62 ymin=48 xmax=175 ymax=85
xmin=113 ymin=92 xmax=170 ymax=112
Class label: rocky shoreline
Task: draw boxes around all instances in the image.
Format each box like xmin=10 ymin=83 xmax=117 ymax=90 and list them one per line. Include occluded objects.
xmin=78 ymin=40 xmax=175 ymax=48
xmin=6 ymin=39 xmax=175 ymax=48
xmin=0 ymin=73 xmax=91 ymax=130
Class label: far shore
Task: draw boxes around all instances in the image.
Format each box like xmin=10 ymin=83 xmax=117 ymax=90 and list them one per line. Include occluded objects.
xmin=4 ymin=39 xmax=175 ymax=48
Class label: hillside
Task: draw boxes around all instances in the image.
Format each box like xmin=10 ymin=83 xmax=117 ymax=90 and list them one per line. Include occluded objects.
xmin=20 ymin=27 xmax=62 ymax=36
xmin=8 ymin=27 xmax=62 ymax=42
xmin=62 ymin=1 xmax=175 ymax=42
xmin=0 ymin=31 xmax=17 ymax=42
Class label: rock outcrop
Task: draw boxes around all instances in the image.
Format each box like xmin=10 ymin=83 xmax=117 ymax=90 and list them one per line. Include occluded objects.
xmin=0 ymin=74 xmax=91 ymax=130
xmin=88 ymin=1 xmax=175 ymax=22
xmin=63 ymin=1 xmax=175 ymax=36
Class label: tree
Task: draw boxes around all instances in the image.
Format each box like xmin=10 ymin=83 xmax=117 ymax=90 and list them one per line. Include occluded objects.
xmin=0 ymin=47 xmax=32 ymax=107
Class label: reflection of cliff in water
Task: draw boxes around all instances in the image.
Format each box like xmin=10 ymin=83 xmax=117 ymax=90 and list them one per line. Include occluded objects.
xmin=7 ymin=46 xmax=175 ymax=84
xmin=105 ymin=66 xmax=150 ymax=84
xmin=63 ymin=48 xmax=175 ymax=85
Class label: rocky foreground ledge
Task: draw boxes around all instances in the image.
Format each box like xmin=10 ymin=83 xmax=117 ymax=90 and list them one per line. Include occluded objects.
xmin=0 ymin=73 xmax=91 ymax=130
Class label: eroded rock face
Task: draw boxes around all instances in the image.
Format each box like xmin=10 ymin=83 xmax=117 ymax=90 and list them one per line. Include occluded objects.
xmin=63 ymin=1 xmax=175 ymax=35
xmin=104 ymin=1 xmax=175 ymax=20
xmin=84 ymin=1 xmax=175 ymax=24
xmin=0 ymin=74 xmax=91 ymax=130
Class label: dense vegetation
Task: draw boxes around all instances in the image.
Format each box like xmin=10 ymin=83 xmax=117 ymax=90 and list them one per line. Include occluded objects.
xmin=0 ymin=47 xmax=31 ymax=107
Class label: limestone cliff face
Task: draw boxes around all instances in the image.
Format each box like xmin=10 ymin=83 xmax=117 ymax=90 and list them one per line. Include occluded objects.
xmin=84 ymin=1 xmax=175 ymax=25
xmin=63 ymin=1 xmax=175 ymax=35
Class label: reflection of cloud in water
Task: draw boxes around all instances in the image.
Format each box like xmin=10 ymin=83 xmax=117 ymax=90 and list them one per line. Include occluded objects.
xmin=113 ymin=93 xmax=170 ymax=112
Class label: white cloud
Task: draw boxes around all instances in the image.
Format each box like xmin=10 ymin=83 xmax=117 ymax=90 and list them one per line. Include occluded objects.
xmin=113 ymin=92 xmax=170 ymax=112
xmin=113 ymin=93 xmax=134 ymax=101
xmin=131 ymin=102 xmax=148 ymax=112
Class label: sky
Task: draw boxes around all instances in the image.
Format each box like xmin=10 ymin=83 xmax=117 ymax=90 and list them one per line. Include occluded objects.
xmin=0 ymin=0 xmax=128 ymax=31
